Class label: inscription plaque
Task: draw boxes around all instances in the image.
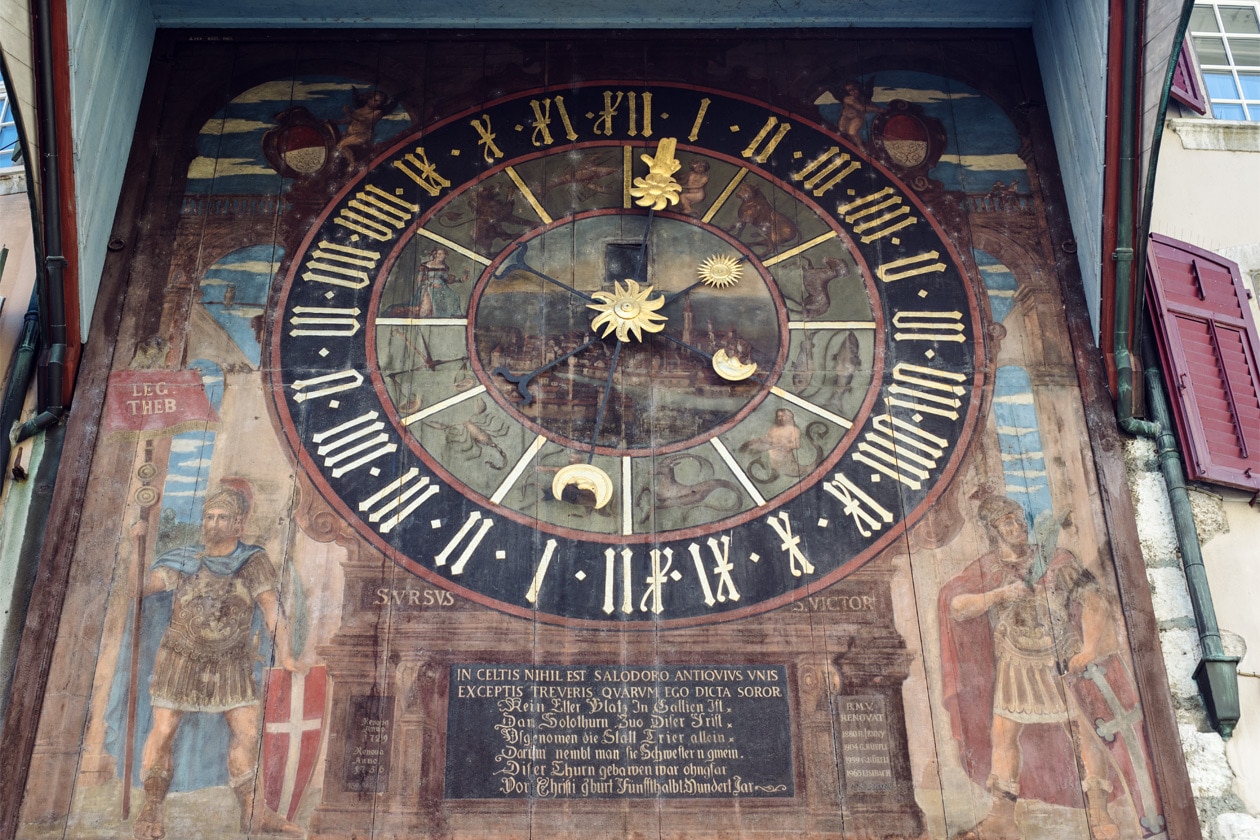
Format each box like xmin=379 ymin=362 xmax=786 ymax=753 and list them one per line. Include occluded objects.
xmin=445 ymin=665 xmax=793 ymax=798
xmin=838 ymin=694 xmax=895 ymax=793
xmin=344 ymin=695 xmax=394 ymax=793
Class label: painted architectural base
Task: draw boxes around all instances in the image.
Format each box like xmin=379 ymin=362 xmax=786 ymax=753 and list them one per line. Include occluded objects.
xmin=306 ymin=508 xmax=923 ymax=838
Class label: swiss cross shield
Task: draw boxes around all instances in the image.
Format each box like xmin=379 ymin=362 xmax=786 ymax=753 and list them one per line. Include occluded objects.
xmin=262 ymin=666 xmax=328 ymax=821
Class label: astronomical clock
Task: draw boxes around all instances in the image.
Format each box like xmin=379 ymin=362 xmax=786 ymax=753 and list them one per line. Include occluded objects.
xmin=272 ymin=82 xmax=982 ymax=625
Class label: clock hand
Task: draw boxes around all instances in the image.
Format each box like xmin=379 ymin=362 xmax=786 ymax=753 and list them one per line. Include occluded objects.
xmin=628 ymin=138 xmax=683 ymax=285
xmin=495 ymin=243 xmax=597 ymax=303
xmin=661 ymin=278 xmax=706 ymax=307
xmin=633 ymin=207 xmax=656 ymax=285
xmin=493 ymin=335 xmax=602 ymax=405
xmin=586 ymin=339 xmax=624 ymax=462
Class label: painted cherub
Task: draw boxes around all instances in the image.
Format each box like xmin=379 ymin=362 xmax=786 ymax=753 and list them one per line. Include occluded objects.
xmin=336 ymin=88 xmax=398 ymax=167
xmin=837 ymin=80 xmax=884 ymax=148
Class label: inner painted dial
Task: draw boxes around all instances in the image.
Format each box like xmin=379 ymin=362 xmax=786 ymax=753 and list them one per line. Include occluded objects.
xmin=471 ymin=214 xmax=782 ymax=453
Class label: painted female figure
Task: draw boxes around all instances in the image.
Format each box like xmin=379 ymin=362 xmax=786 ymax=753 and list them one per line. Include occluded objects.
xmin=410 ymin=248 xmax=464 ymax=317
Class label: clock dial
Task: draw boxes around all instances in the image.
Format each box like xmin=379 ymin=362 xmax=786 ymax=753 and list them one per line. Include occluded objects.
xmin=271 ymin=83 xmax=982 ymax=625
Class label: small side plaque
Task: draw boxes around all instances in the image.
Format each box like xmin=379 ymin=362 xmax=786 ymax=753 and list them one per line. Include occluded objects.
xmin=838 ymin=694 xmax=895 ymax=793
xmin=445 ymin=664 xmax=793 ymax=799
xmin=343 ymin=694 xmax=394 ymax=793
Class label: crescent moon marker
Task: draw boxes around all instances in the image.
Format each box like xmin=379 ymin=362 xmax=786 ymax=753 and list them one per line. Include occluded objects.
xmin=552 ymin=463 xmax=615 ymax=510
xmin=712 ymin=348 xmax=758 ymax=381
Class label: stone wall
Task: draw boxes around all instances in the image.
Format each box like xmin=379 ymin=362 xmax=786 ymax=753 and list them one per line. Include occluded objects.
xmin=1125 ymin=437 xmax=1260 ymax=839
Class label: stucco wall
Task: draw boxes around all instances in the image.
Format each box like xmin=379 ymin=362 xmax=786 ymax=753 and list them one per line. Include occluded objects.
xmin=1140 ymin=116 xmax=1260 ymax=839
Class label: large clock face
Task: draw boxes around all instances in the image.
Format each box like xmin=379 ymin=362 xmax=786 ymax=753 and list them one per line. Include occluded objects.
xmin=271 ymin=82 xmax=983 ymax=626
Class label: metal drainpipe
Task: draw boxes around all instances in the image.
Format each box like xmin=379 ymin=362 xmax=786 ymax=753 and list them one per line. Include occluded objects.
xmin=1111 ymin=0 xmax=1241 ymax=737
xmin=1142 ymin=335 xmax=1241 ymax=737
xmin=1114 ymin=0 xmax=1160 ymax=439
xmin=14 ymin=0 xmax=68 ymax=443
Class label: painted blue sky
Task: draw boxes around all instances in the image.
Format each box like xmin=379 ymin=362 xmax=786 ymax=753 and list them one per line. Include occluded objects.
xmin=200 ymin=245 xmax=283 ymax=366
xmin=160 ymin=360 xmax=224 ymax=526
xmin=189 ymin=77 xmax=413 ymax=195
xmin=994 ymin=365 xmax=1054 ymax=531
xmin=975 ymin=249 xmax=1018 ymax=323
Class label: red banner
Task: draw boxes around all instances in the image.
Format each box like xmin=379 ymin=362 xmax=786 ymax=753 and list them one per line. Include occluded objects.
xmin=104 ymin=369 xmax=218 ymax=436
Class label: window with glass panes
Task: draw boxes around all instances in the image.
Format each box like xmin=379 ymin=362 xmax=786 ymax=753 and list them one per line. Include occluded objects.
xmin=0 ymin=85 xmax=18 ymax=170
xmin=1191 ymin=3 xmax=1260 ymax=120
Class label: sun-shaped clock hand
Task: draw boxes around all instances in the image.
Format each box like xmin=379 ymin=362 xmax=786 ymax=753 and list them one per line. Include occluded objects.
xmin=588 ymin=279 xmax=667 ymax=342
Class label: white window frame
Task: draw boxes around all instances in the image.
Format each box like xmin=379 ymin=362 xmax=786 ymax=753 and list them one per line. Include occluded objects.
xmin=1190 ymin=1 xmax=1260 ymax=120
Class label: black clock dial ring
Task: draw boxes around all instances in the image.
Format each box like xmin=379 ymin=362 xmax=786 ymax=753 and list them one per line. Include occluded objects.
xmin=271 ymin=80 xmax=983 ymax=625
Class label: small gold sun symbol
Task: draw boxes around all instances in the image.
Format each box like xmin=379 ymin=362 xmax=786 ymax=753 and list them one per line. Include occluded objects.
xmin=697 ymin=254 xmax=743 ymax=288
xmin=587 ymin=279 xmax=668 ymax=343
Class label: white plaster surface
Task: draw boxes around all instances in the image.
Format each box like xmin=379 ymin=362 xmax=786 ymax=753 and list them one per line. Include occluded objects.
xmin=1215 ymin=812 xmax=1260 ymax=840
xmin=1147 ymin=566 xmax=1197 ymax=627
xmin=1125 ymin=439 xmax=1260 ymax=829
xmin=0 ymin=428 xmax=45 ymax=718
xmin=1160 ymin=626 xmax=1207 ymax=701
xmin=1125 ymin=439 xmax=1180 ymax=566
xmin=1152 ymin=124 xmax=1260 ymax=254
xmin=1201 ymin=496 xmax=1260 ymax=814
xmin=1169 ymin=119 xmax=1260 ymax=153
xmin=1180 ymin=723 xmax=1238 ymax=799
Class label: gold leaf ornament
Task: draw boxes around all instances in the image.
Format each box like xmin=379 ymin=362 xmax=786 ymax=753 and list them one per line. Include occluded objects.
xmin=697 ymin=254 xmax=743 ymax=288
xmin=629 ymin=137 xmax=683 ymax=210
xmin=712 ymin=348 xmax=758 ymax=381
xmin=587 ymin=279 xmax=668 ymax=343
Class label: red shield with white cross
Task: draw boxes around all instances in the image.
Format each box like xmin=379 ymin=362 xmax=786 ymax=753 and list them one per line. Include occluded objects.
xmin=262 ymin=666 xmax=327 ymax=821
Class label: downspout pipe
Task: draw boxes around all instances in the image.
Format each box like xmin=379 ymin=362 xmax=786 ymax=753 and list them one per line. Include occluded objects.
xmin=1142 ymin=335 xmax=1241 ymax=738
xmin=1113 ymin=0 xmax=1159 ymax=438
xmin=14 ymin=0 xmax=68 ymax=443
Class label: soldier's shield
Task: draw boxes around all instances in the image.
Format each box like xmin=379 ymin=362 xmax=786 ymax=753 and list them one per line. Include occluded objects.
xmin=1069 ymin=655 xmax=1167 ymax=838
xmin=262 ymin=665 xmax=328 ymax=821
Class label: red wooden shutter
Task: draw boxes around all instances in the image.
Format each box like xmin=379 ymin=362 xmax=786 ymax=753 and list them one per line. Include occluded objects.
xmin=1169 ymin=39 xmax=1208 ymax=115
xmin=1147 ymin=233 xmax=1260 ymax=490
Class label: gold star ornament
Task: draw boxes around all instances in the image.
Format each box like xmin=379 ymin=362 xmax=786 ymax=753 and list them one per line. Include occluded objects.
xmin=629 ymin=137 xmax=682 ymax=210
xmin=588 ymin=279 xmax=668 ymax=342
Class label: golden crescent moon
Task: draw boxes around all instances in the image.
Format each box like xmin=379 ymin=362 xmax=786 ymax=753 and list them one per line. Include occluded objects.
xmin=552 ymin=463 xmax=615 ymax=510
xmin=712 ymin=348 xmax=758 ymax=381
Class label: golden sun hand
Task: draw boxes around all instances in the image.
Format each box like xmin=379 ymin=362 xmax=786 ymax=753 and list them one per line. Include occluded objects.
xmin=587 ymin=279 xmax=668 ymax=343
xmin=629 ymin=137 xmax=682 ymax=210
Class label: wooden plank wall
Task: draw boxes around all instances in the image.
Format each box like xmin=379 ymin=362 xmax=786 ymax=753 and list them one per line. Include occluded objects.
xmin=1034 ymin=0 xmax=1109 ymax=337
xmin=144 ymin=0 xmax=1036 ymax=28
xmin=66 ymin=0 xmax=154 ymax=340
